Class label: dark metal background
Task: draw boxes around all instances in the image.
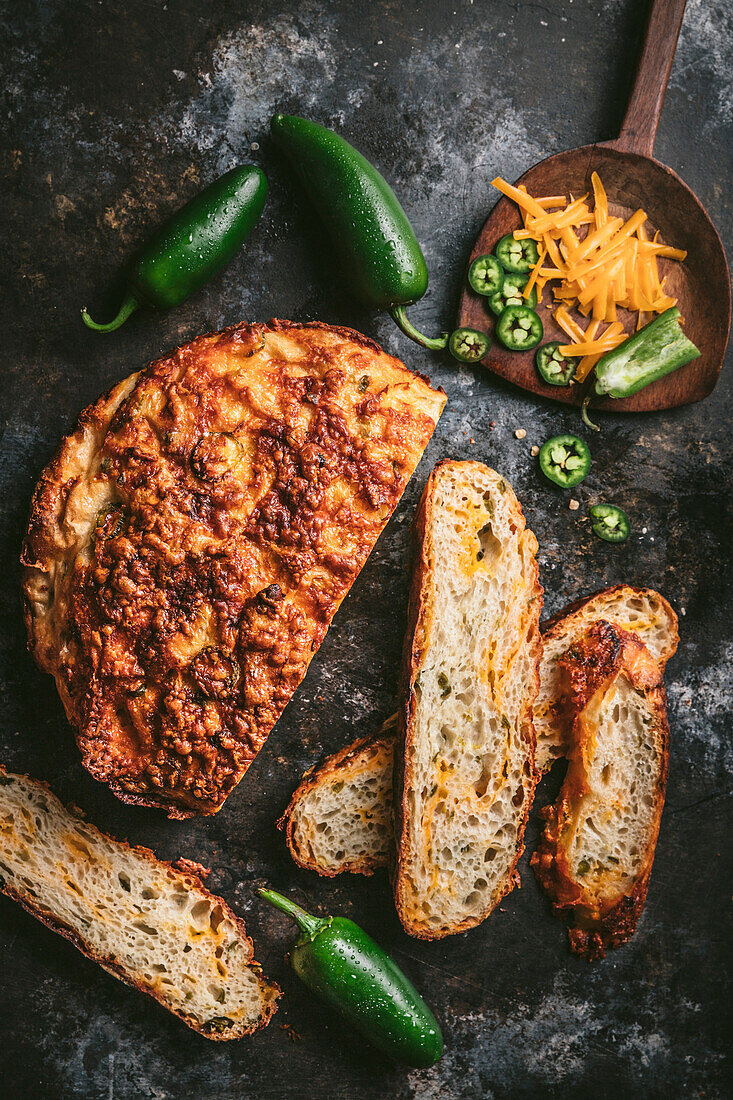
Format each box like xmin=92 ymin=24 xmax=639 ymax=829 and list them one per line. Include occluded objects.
xmin=1 ymin=1 xmax=730 ymax=1096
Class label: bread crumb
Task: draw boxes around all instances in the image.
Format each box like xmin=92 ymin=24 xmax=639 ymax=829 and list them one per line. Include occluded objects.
xmin=514 ymin=428 xmax=526 ymax=439
xmin=568 ymin=499 xmax=580 ymax=511
xmin=530 ymin=445 xmax=540 ymax=457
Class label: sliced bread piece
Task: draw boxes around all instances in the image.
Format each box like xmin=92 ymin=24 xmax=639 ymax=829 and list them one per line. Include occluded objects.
xmin=393 ymin=461 xmax=542 ymax=939
xmin=282 ymin=588 xmax=677 ymax=880
xmin=531 ymin=620 xmax=669 ymax=960
xmin=0 ymin=769 xmax=279 ymax=1037
xmin=535 ymin=586 xmax=678 ymax=773
xmin=279 ymin=715 xmax=397 ymax=876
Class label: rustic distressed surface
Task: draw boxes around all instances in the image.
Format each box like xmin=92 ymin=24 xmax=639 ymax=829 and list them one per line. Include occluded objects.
xmin=1 ymin=0 xmax=731 ymax=1097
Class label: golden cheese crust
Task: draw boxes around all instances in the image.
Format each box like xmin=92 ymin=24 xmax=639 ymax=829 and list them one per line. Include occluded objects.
xmin=531 ymin=621 xmax=669 ymax=960
xmin=21 ymin=320 xmax=445 ymax=817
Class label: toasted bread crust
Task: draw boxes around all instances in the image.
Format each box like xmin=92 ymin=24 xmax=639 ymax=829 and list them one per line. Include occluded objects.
xmin=0 ymin=768 xmax=279 ymax=1037
xmin=536 ymin=585 xmax=678 ymax=773
xmin=22 ymin=320 xmax=444 ymax=817
xmin=392 ymin=461 xmax=542 ymax=940
xmin=279 ymin=716 xmax=396 ymax=876
xmin=282 ymin=588 xmax=677 ymax=884
xmin=532 ymin=620 xmax=669 ymax=960
xmin=540 ymin=584 xmax=679 ymax=649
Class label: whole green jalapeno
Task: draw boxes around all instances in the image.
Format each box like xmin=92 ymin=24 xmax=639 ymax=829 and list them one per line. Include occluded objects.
xmin=270 ymin=114 xmax=448 ymax=350
xmin=81 ymin=165 xmax=268 ymax=332
xmin=259 ymin=888 xmax=443 ymax=1067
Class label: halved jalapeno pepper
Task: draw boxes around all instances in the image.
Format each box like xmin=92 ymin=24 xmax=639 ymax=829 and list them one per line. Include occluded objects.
xmin=535 ymin=342 xmax=576 ymax=386
xmin=449 ymin=327 xmax=491 ymax=363
xmin=488 ymin=273 xmax=537 ymax=316
xmin=496 ymin=304 xmax=543 ymax=351
xmin=468 ymin=254 xmax=504 ymax=297
xmin=539 ymin=434 xmax=591 ymax=488
xmin=495 ymin=233 xmax=539 ymax=274
xmin=589 ymin=503 xmax=630 ymax=542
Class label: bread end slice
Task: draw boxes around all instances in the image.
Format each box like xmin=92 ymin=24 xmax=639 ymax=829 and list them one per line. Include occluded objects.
xmin=535 ymin=585 xmax=678 ymax=773
xmin=393 ymin=462 xmax=542 ymax=939
xmin=279 ymin=716 xmax=396 ymax=876
xmin=0 ymin=769 xmax=279 ymax=1037
xmin=531 ymin=620 xmax=669 ymax=960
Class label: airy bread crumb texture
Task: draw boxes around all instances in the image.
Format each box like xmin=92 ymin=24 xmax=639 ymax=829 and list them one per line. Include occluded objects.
xmin=281 ymin=718 xmax=396 ymax=876
xmin=283 ymin=588 xmax=676 ymax=884
xmin=535 ymin=586 xmax=678 ymax=773
xmin=0 ymin=770 xmax=279 ymax=1038
xmin=394 ymin=462 xmax=541 ymax=939
xmin=569 ymin=674 xmax=662 ymax=900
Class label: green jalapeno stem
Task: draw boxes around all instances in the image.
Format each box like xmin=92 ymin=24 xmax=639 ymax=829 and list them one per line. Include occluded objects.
xmin=81 ymin=292 xmax=140 ymax=333
xmin=271 ymin=115 xmax=448 ymax=351
xmin=390 ymin=306 xmax=449 ymax=350
xmin=581 ymin=395 xmax=601 ymax=432
xmin=258 ymin=888 xmax=326 ymax=938
xmin=81 ymin=164 xmax=267 ymax=334
xmin=259 ymin=886 xmax=443 ymax=1067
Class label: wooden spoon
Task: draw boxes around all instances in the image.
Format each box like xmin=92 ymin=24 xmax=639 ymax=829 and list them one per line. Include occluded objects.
xmin=458 ymin=0 xmax=731 ymax=412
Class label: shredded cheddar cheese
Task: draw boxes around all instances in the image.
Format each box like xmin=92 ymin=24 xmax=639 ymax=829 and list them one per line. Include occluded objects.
xmin=491 ymin=173 xmax=688 ymax=382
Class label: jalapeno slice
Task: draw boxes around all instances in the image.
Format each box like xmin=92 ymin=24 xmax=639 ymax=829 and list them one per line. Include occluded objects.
xmin=496 ymin=304 xmax=543 ymax=352
xmin=495 ymin=233 xmax=540 ymax=274
xmin=488 ymin=273 xmax=537 ymax=316
xmin=468 ymin=254 xmax=504 ymax=297
xmin=449 ymin=327 xmax=491 ymax=363
xmin=535 ymin=342 xmax=576 ymax=386
xmin=539 ymin=434 xmax=591 ymax=488
xmin=589 ymin=503 xmax=630 ymax=542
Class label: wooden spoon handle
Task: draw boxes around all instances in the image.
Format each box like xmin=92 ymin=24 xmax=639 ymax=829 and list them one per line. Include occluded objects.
xmin=612 ymin=0 xmax=687 ymax=157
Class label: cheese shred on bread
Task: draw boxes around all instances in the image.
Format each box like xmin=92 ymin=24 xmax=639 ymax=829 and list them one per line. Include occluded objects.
xmin=282 ymin=588 xmax=676 ymax=882
xmin=535 ymin=585 xmax=678 ymax=773
xmin=0 ymin=769 xmax=279 ymax=1038
xmin=531 ymin=621 xmax=669 ymax=960
xmin=393 ymin=461 xmax=542 ymax=939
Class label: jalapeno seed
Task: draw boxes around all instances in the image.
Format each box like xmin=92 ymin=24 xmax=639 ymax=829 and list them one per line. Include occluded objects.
xmin=468 ymin=254 xmax=504 ymax=297
xmin=535 ymin=342 xmax=577 ymax=386
xmin=589 ymin=503 xmax=630 ymax=542
xmin=448 ymin=327 xmax=491 ymax=364
xmin=488 ymin=273 xmax=538 ymax=316
xmin=538 ymin=434 xmax=591 ymax=488
xmin=496 ymin=304 xmax=543 ymax=352
xmin=495 ymin=233 xmax=540 ymax=274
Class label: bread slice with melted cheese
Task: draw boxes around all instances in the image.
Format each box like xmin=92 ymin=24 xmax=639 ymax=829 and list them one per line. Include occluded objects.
xmin=0 ymin=769 xmax=279 ymax=1037
xmin=535 ymin=586 xmax=678 ymax=773
xmin=531 ymin=620 xmax=669 ymax=960
xmin=279 ymin=716 xmax=396 ymax=876
xmin=393 ymin=461 xmax=542 ymax=939
xmin=281 ymin=589 xmax=676 ymax=881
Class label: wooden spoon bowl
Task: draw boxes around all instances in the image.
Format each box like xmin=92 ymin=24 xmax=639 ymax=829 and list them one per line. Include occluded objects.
xmin=458 ymin=0 xmax=730 ymax=413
